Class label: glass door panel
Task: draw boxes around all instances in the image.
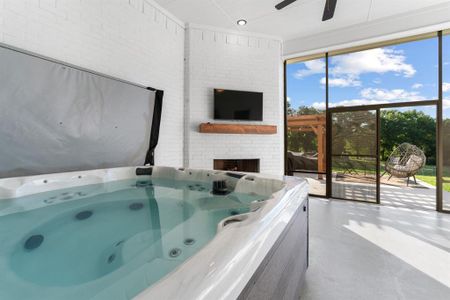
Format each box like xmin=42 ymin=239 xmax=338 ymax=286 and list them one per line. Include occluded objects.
xmin=443 ymin=33 xmax=450 ymax=212
xmin=331 ymin=110 xmax=379 ymax=202
xmin=286 ymin=57 xmax=327 ymax=196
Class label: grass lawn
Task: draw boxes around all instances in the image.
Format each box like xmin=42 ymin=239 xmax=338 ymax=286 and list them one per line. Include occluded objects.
xmin=416 ymin=175 xmax=450 ymax=192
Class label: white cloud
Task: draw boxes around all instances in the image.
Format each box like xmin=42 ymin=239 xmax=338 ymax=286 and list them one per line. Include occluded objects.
xmin=287 ymin=97 xmax=291 ymax=102
xmin=329 ymin=99 xmax=390 ymax=107
xmin=372 ymin=78 xmax=382 ymax=84
xmin=293 ymin=59 xmax=325 ymax=79
xmin=444 ymin=99 xmax=450 ymax=109
xmin=311 ymin=101 xmax=326 ymax=110
xmin=360 ymin=88 xmax=425 ymax=101
xmin=296 ymin=48 xmax=416 ymax=90
xmin=330 ymin=88 xmax=425 ymax=108
xmin=320 ymin=76 xmax=361 ymax=87
xmin=330 ymin=48 xmax=416 ymax=78
xmin=443 ymin=82 xmax=450 ymax=92
xmin=412 ymin=83 xmax=423 ymax=89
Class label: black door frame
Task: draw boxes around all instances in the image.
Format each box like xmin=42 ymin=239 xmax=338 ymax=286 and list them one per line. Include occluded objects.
xmin=326 ymin=102 xmax=438 ymax=205
xmin=326 ymin=107 xmax=380 ymax=204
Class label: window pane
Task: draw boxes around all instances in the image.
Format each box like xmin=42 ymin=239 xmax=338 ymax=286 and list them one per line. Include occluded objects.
xmin=286 ymin=58 xmax=326 ymax=196
xmin=381 ymin=107 xmax=436 ymax=210
xmin=443 ymin=34 xmax=450 ymax=211
xmin=329 ymin=37 xmax=438 ymax=107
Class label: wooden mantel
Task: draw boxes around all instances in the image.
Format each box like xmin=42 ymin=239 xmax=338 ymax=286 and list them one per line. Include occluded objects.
xmin=199 ymin=123 xmax=277 ymax=134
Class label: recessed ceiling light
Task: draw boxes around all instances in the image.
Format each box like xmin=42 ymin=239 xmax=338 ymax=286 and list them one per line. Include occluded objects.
xmin=237 ymin=19 xmax=247 ymax=26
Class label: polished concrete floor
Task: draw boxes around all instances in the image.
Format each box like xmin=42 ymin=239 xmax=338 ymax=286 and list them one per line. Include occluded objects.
xmin=300 ymin=197 xmax=450 ymax=300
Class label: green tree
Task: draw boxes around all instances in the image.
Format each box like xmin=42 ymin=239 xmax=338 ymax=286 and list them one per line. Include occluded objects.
xmin=297 ymin=105 xmax=323 ymax=115
xmin=332 ymin=111 xmax=377 ymax=156
xmin=286 ymin=101 xmax=296 ymax=116
xmin=380 ymin=110 xmax=436 ymax=165
xmin=287 ymin=105 xmax=325 ymax=154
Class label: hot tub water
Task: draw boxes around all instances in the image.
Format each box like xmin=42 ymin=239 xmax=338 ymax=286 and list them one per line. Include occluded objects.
xmin=0 ymin=178 xmax=266 ymax=300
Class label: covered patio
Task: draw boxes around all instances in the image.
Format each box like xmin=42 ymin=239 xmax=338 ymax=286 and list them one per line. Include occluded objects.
xmin=287 ymin=114 xmax=326 ymax=175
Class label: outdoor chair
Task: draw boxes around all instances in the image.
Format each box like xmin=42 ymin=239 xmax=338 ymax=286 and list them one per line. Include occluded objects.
xmin=383 ymin=143 xmax=426 ymax=186
xmin=334 ymin=155 xmax=359 ymax=178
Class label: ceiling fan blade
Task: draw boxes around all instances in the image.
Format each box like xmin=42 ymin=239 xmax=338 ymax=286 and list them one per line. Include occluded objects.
xmin=322 ymin=0 xmax=337 ymax=21
xmin=275 ymin=0 xmax=297 ymax=10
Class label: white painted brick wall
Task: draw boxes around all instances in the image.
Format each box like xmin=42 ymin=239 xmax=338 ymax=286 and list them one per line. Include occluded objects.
xmin=0 ymin=0 xmax=185 ymax=168
xmin=0 ymin=2 xmax=285 ymax=175
xmin=185 ymin=26 xmax=284 ymax=176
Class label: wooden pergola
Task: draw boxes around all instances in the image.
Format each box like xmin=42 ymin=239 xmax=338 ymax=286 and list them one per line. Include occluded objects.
xmin=287 ymin=114 xmax=326 ymax=174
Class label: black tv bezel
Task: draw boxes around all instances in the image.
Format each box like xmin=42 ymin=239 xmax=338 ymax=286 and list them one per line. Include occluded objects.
xmin=213 ymin=88 xmax=263 ymax=121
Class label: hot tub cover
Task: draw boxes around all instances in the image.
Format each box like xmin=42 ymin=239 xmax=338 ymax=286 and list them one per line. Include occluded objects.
xmin=0 ymin=44 xmax=163 ymax=178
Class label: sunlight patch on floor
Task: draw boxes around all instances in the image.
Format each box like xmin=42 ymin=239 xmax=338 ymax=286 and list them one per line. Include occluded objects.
xmin=344 ymin=220 xmax=450 ymax=288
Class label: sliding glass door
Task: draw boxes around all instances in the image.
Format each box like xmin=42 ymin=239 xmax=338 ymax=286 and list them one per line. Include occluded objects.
xmin=329 ymin=109 xmax=379 ymax=202
xmin=285 ymin=30 xmax=450 ymax=212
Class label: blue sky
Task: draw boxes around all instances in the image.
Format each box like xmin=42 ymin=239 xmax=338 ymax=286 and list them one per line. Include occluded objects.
xmin=287 ymin=36 xmax=450 ymax=118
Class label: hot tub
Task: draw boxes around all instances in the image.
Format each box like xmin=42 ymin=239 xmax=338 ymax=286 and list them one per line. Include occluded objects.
xmin=0 ymin=166 xmax=308 ymax=300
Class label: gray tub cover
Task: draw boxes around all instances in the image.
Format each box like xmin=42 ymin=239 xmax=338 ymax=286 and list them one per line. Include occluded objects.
xmin=0 ymin=45 xmax=161 ymax=178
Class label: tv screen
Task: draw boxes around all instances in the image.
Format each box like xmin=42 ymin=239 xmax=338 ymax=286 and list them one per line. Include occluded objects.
xmin=214 ymin=89 xmax=263 ymax=121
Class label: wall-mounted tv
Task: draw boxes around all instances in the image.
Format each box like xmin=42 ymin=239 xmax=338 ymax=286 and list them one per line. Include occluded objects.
xmin=214 ymin=89 xmax=263 ymax=121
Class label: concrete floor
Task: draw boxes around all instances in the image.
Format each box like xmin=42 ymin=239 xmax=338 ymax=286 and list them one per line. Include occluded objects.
xmin=300 ymin=197 xmax=450 ymax=300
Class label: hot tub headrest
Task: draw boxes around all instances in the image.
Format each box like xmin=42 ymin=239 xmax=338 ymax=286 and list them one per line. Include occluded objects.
xmin=136 ymin=167 xmax=153 ymax=176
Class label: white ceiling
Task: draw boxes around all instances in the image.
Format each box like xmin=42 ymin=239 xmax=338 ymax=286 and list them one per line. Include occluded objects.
xmin=155 ymin=0 xmax=450 ymax=40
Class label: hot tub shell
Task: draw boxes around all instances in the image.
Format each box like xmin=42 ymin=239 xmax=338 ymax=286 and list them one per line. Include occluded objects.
xmin=0 ymin=166 xmax=309 ymax=300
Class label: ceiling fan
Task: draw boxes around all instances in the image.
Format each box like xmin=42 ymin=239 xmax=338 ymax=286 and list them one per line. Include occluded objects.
xmin=275 ymin=0 xmax=338 ymax=21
